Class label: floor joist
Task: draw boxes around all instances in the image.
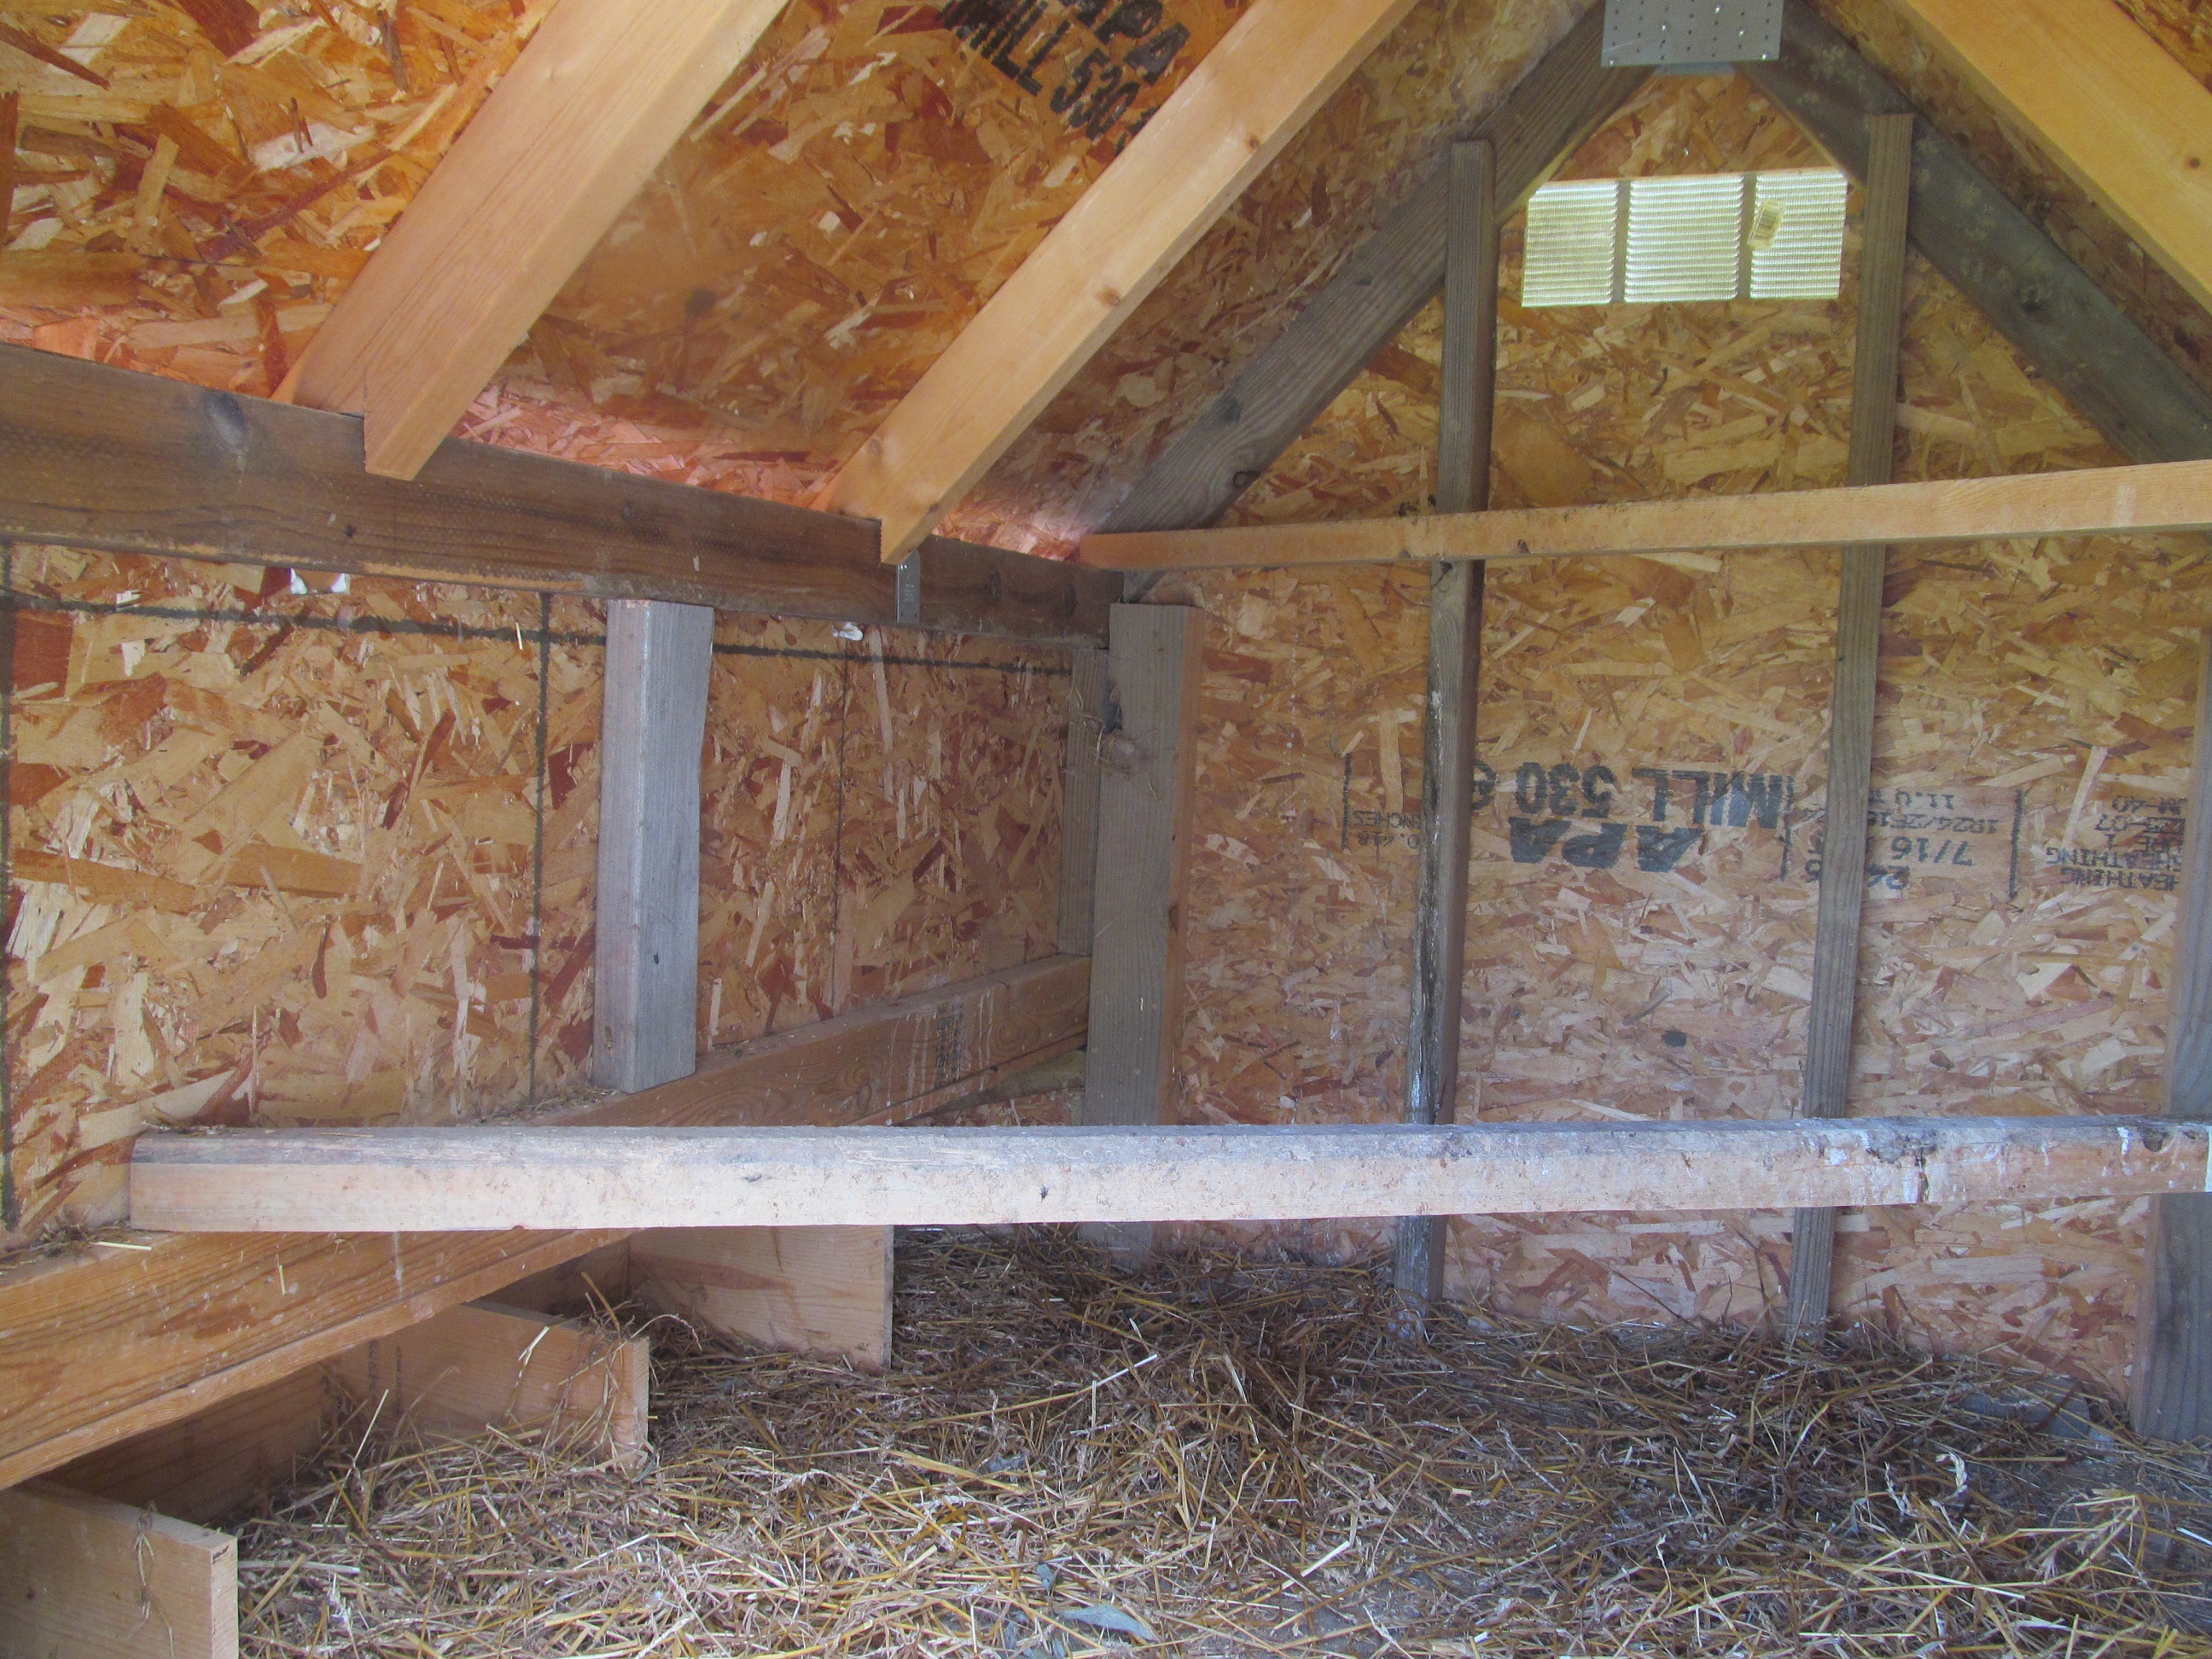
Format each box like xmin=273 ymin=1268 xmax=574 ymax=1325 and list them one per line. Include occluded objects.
xmin=130 ymin=1116 xmax=2208 ymax=1234
xmin=1080 ymin=456 xmax=2212 ymax=571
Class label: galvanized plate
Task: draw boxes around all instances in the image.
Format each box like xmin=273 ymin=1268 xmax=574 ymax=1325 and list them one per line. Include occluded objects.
xmin=1600 ymin=0 xmax=1783 ymax=65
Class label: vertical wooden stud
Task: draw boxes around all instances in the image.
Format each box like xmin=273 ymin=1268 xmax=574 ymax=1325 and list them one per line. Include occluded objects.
xmin=2133 ymin=633 xmax=2212 ymax=1438
xmin=1059 ymin=646 xmax=1107 ymax=957
xmin=1395 ymin=139 xmax=1498 ymax=1301
xmin=0 ymin=1482 xmax=237 ymax=1659
xmin=1080 ymin=603 xmax=1206 ymax=1265
xmin=594 ymin=599 xmax=714 ymax=1092
xmin=1785 ymin=113 xmax=1914 ymax=1337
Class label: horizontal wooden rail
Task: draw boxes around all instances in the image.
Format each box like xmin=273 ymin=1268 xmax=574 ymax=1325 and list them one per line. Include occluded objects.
xmin=0 ymin=345 xmax=1115 ymax=646
xmin=1080 ymin=457 xmax=2212 ymax=570
xmin=0 ymin=955 xmax=1086 ymax=1491
xmin=132 ymin=1115 xmax=2206 ymax=1233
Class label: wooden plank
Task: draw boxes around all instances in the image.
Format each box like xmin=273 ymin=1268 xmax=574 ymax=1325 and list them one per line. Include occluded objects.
xmin=3 ymin=957 xmax=1086 ymax=1491
xmin=1083 ymin=608 xmax=1206 ymax=1127
xmin=1745 ymin=3 xmax=2212 ymax=466
xmin=1057 ymin=646 xmax=1108 ymax=956
xmin=1786 ymin=112 xmax=1915 ymax=1340
xmin=595 ymin=601 xmax=714 ymax=1093
xmin=0 ymin=1483 xmax=236 ymax=1659
xmin=914 ymin=536 xmax=1121 ymax=649
xmin=1889 ymin=0 xmax=2212 ymax=319
xmin=1101 ymin=7 xmax=1648 ymax=536
xmin=573 ymin=953 xmax=1091 ymax=1131
xmin=1396 ymin=139 xmax=1497 ymax=1303
xmin=2133 ymin=634 xmax=2212 ymax=1440
xmin=632 ymin=1226 xmax=892 ymax=1370
xmin=335 ymin=1300 xmax=649 ymax=1468
xmin=50 ymin=1372 xmax=326 ymax=1526
xmin=0 ymin=344 xmax=1109 ymax=644
xmin=816 ymin=0 xmax=1421 ymax=561
xmin=285 ymin=0 xmax=793 ymax=479
xmin=125 ymin=1116 xmax=2212 ymax=1233
xmin=0 ymin=1229 xmax=617 ymax=1495
xmin=1077 ymin=455 xmax=2212 ymax=571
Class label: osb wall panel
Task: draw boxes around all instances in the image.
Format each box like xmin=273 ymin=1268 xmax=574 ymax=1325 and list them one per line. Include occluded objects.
xmin=697 ymin=617 xmax=1069 ymax=1045
xmin=2 ymin=548 xmax=555 ymax=1243
xmin=1150 ymin=71 xmax=2212 ymax=1399
xmin=1136 ymin=561 xmax=1427 ymax=1268
xmin=0 ymin=556 xmax=1069 ymax=1248
xmin=1229 ymin=74 xmax=1848 ymax=527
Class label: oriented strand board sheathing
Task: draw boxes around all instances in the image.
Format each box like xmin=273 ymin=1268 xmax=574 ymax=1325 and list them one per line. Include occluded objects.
xmin=529 ymin=0 xmax=1242 ymax=489
xmin=1232 ymin=74 xmax=1852 ymax=527
xmin=0 ymin=0 xmax=540 ymax=393
xmin=826 ymin=628 xmax=1068 ymax=1010
xmin=1 ymin=559 xmax=1070 ymax=1249
xmin=1130 ymin=561 xmax=1427 ymax=1269
xmin=3 ymin=547 xmax=550 ymax=1241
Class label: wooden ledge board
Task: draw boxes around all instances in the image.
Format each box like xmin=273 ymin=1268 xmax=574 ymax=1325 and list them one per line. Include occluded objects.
xmin=0 ymin=344 xmax=1114 ymax=644
xmin=1080 ymin=457 xmax=2212 ymax=570
xmin=131 ymin=1115 xmax=2208 ymax=1233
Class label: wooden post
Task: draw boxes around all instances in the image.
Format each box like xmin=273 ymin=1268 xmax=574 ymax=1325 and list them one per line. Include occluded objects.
xmin=2133 ymin=633 xmax=2212 ymax=1439
xmin=1785 ymin=113 xmax=1914 ymax=1338
xmin=1059 ymin=646 xmax=1107 ymax=957
xmin=632 ymin=1225 xmax=893 ymax=1370
xmin=1080 ymin=604 xmax=1207 ymax=1265
xmin=594 ymin=599 xmax=714 ymax=1092
xmin=0 ymin=1482 xmax=237 ymax=1659
xmin=1396 ymin=140 xmax=1499 ymax=1302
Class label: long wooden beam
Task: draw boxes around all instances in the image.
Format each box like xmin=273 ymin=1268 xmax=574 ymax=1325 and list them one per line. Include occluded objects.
xmin=1079 ymin=456 xmax=2212 ymax=570
xmin=1101 ymin=4 xmax=1647 ymax=536
xmin=0 ymin=345 xmax=1117 ymax=646
xmin=131 ymin=1115 xmax=2209 ymax=1233
xmin=1745 ymin=3 xmax=2212 ymax=467
xmin=285 ymin=0 xmax=794 ymax=480
xmin=817 ymin=0 xmax=1422 ymax=562
xmin=1887 ymin=0 xmax=2212 ymax=322
xmin=0 ymin=955 xmax=1086 ymax=1492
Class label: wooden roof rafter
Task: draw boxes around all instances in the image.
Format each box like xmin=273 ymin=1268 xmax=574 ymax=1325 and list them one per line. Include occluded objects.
xmin=283 ymin=0 xmax=797 ymax=481
xmin=1889 ymin=0 xmax=2212 ymax=323
xmin=813 ymin=0 xmax=1425 ymax=563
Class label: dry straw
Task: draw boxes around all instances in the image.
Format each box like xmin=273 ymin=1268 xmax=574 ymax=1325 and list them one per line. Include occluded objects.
xmin=238 ymin=1230 xmax=2212 ymax=1656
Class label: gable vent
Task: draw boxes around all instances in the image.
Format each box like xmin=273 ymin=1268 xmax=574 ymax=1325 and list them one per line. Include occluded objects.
xmin=1522 ymin=169 xmax=1847 ymax=307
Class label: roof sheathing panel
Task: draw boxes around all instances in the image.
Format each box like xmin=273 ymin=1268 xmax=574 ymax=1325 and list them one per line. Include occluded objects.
xmin=511 ymin=0 xmax=1243 ymax=483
